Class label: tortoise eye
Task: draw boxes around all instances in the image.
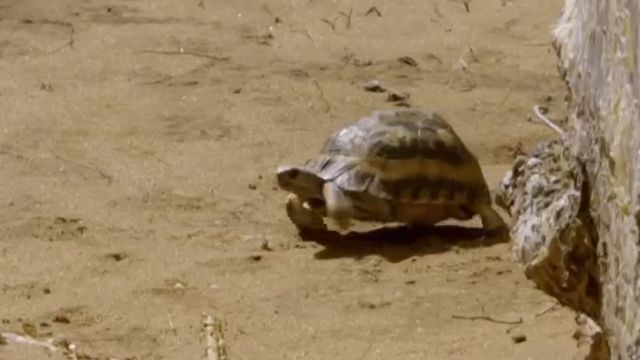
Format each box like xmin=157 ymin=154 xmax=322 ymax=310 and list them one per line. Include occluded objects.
xmin=288 ymin=169 xmax=300 ymax=179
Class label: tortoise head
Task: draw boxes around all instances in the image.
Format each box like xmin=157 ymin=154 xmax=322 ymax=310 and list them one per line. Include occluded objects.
xmin=276 ymin=164 xmax=325 ymax=198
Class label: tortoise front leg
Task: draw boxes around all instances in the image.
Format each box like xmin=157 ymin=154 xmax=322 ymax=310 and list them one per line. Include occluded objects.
xmin=322 ymin=182 xmax=354 ymax=230
xmin=285 ymin=193 xmax=327 ymax=231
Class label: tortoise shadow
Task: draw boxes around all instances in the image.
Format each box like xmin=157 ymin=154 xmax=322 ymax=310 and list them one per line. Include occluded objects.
xmin=299 ymin=224 xmax=508 ymax=263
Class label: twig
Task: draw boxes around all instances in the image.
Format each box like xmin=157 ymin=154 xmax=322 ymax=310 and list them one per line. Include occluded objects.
xmin=475 ymin=297 xmax=486 ymax=314
xmin=242 ymin=33 xmax=273 ymax=46
xmin=167 ymin=313 xmax=177 ymax=335
xmin=451 ymin=297 xmax=523 ymax=325
xmin=497 ymin=88 xmax=513 ymax=108
xmin=48 ymin=26 xmax=75 ymax=53
xmin=451 ymin=314 xmax=523 ymax=325
xmin=364 ymin=7 xmax=382 ymax=17
xmin=341 ymin=52 xmax=354 ymax=67
xmin=303 ymin=30 xmax=318 ymax=48
xmin=523 ymin=42 xmax=551 ymax=47
xmin=535 ymin=301 xmax=561 ymax=317
xmin=203 ymin=313 xmax=228 ymax=360
xmin=19 ymin=19 xmax=75 ymax=54
xmin=312 ymin=80 xmax=330 ymax=113
xmin=139 ymin=49 xmax=229 ymax=61
xmin=50 ymin=151 xmax=113 ymax=184
xmin=463 ymin=0 xmax=470 ymax=12
xmin=338 ymin=7 xmax=353 ymax=29
xmin=448 ymin=0 xmax=470 ymax=13
xmin=138 ymin=59 xmax=219 ymax=85
xmin=320 ymin=18 xmax=336 ymax=30
xmin=532 ymin=104 xmax=565 ymax=135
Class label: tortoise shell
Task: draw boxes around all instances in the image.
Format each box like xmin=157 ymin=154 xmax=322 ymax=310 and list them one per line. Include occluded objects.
xmin=302 ymin=108 xmax=490 ymax=205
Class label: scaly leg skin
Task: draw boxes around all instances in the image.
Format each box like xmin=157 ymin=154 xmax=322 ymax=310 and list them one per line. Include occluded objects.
xmin=476 ymin=203 xmax=509 ymax=239
xmin=322 ymin=182 xmax=354 ymax=231
xmin=285 ymin=193 xmax=327 ymax=232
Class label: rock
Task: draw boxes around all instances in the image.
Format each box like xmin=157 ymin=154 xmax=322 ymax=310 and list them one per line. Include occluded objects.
xmin=386 ymin=91 xmax=410 ymax=102
xmin=397 ymin=56 xmax=418 ymax=67
xmin=495 ymin=138 xmax=601 ymax=319
xmin=362 ymin=80 xmax=386 ymax=93
xmin=248 ymin=255 xmax=262 ymax=262
xmin=496 ymin=0 xmax=640 ymax=358
xmin=53 ymin=314 xmax=71 ymax=324
xmin=511 ymin=334 xmax=527 ymax=344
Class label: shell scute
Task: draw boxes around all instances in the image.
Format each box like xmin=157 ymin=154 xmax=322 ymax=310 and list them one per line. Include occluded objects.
xmin=315 ymin=109 xmax=489 ymax=204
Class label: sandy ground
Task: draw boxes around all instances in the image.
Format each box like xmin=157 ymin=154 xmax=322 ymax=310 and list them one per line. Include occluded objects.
xmin=0 ymin=0 xmax=583 ymax=359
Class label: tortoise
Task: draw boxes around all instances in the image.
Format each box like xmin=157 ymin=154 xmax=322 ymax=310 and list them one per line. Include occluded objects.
xmin=276 ymin=108 xmax=507 ymax=236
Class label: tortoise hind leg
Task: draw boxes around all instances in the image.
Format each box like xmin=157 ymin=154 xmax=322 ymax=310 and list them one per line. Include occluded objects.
xmin=475 ymin=203 xmax=508 ymax=238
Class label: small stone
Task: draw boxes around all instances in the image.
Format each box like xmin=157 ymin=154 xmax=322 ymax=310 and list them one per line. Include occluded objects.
xmin=106 ymin=252 xmax=128 ymax=262
xmin=386 ymin=91 xmax=410 ymax=102
xmin=511 ymin=334 xmax=527 ymax=344
xmin=165 ymin=278 xmax=187 ymax=289
xmin=397 ymin=56 xmax=418 ymax=67
xmin=260 ymin=239 xmax=273 ymax=251
xmin=363 ymin=80 xmax=386 ymax=93
xmin=248 ymin=255 xmax=262 ymax=262
xmin=22 ymin=323 xmax=38 ymax=337
xmin=405 ymin=279 xmax=416 ymax=285
xmin=53 ymin=314 xmax=71 ymax=324
xmin=42 ymin=287 xmax=51 ymax=294
xmin=449 ymin=77 xmax=476 ymax=92
xmin=357 ymin=299 xmax=391 ymax=309
xmin=39 ymin=83 xmax=53 ymax=92
xmin=248 ymin=183 xmax=257 ymax=190
xmin=353 ymin=58 xmax=373 ymax=67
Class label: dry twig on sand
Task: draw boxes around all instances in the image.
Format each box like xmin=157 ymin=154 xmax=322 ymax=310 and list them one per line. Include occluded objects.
xmin=312 ymin=80 xmax=330 ymax=113
xmin=321 ymin=7 xmax=353 ymax=31
xmin=140 ymin=49 xmax=229 ymax=61
xmin=535 ymin=301 xmax=561 ymax=317
xmin=364 ymin=6 xmax=382 ymax=17
xmin=451 ymin=298 xmax=523 ymax=325
xmin=203 ymin=313 xmax=228 ymax=360
xmin=451 ymin=314 xmax=523 ymax=325
xmin=17 ymin=19 xmax=75 ymax=53
xmin=338 ymin=7 xmax=353 ymax=29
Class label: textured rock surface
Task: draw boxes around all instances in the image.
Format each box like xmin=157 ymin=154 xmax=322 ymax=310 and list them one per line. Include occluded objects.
xmin=495 ymin=138 xmax=601 ymax=319
xmin=498 ymin=0 xmax=640 ymax=358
